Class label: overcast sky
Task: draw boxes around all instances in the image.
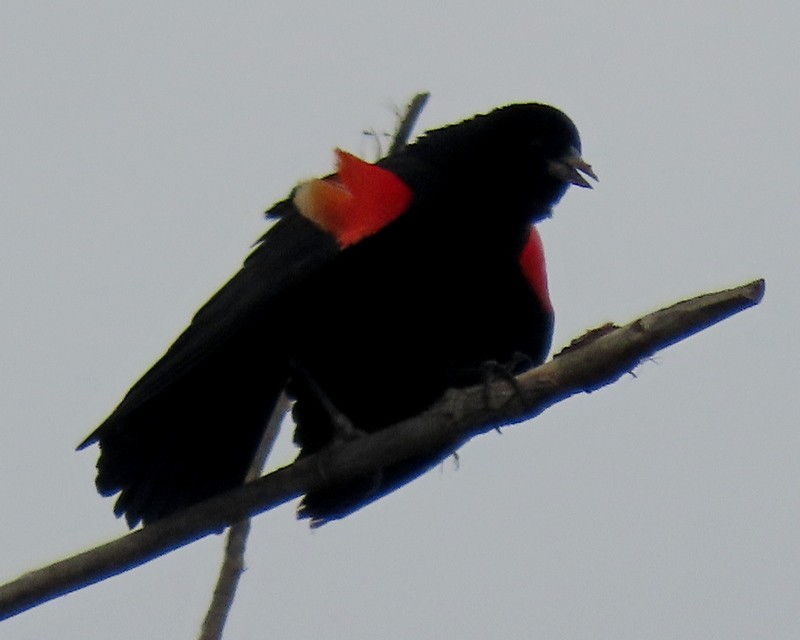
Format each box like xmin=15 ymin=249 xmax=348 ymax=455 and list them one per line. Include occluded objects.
xmin=1 ymin=2 xmax=798 ymax=638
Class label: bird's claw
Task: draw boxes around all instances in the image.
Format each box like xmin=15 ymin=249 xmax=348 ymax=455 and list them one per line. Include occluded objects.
xmin=481 ymin=358 xmax=528 ymax=412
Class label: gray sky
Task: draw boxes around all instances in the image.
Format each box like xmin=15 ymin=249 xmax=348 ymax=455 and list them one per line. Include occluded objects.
xmin=1 ymin=2 xmax=798 ymax=638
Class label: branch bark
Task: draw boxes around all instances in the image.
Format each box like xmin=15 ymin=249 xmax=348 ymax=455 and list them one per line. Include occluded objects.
xmin=0 ymin=278 xmax=764 ymax=621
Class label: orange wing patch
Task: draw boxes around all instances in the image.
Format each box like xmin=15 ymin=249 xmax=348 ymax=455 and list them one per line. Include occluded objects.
xmin=519 ymin=226 xmax=552 ymax=313
xmin=294 ymin=149 xmax=413 ymax=248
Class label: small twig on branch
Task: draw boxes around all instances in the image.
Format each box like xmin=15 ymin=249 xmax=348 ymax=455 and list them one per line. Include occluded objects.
xmin=197 ymin=392 xmax=288 ymax=640
xmin=388 ymin=92 xmax=430 ymax=156
xmin=0 ymin=278 xmax=765 ymax=621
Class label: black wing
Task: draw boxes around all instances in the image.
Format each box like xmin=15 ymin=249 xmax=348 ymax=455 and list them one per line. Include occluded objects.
xmin=79 ymin=207 xmax=339 ymax=527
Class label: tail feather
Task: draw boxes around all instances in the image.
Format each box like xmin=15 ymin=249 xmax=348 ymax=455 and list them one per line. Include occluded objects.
xmin=82 ymin=338 xmax=289 ymax=528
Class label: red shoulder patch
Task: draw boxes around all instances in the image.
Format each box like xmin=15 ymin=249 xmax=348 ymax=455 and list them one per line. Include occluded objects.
xmin=293 ymin=149 xmax=413 ymax=248
xmin=519 ymin=226 xmax=552 ymax=313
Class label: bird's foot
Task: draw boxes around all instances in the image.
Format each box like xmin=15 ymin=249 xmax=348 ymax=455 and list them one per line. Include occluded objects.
xmin=480 ymin=357 xmax=530 ymax=419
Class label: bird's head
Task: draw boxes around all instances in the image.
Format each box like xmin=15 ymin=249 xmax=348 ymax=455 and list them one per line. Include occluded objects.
xmin=410 ymin=103 xmax=597 ymax=223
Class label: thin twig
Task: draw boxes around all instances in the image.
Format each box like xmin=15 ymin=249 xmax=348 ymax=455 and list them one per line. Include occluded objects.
xmin=198 ymin=393 xmax=289 ymax=640
xmin=0 ymin=279 xmax=765 ymax=621
xmin=387 ymin=92 xmax=430 ymax=156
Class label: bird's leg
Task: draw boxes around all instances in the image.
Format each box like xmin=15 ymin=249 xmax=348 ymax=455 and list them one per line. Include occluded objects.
xmin=290 ymin=361 xmax=364 ymax=443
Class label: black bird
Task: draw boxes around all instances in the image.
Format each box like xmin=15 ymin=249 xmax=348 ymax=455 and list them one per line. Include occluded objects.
xmin=79 ymin=103 xmax=596 ymax=528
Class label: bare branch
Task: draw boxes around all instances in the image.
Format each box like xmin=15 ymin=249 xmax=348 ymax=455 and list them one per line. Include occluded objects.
xmin=197 ymin=392 xmax=289 ymax=640
xmin=0 ymin=279 xmax=764 ymax=621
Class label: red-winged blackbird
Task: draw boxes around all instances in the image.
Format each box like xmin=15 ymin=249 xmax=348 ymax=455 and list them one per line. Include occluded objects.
xmin=79 ymin=103 xmax=596 ymax=528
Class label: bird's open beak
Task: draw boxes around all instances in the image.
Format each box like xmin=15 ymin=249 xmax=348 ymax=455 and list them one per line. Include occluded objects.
xmin=548 ymin=148 xmax=598 ymax=189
